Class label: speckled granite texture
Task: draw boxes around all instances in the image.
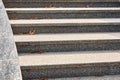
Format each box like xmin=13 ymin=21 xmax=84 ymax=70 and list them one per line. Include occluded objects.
xmin=0 ymin=0 xmax=22 ymax=80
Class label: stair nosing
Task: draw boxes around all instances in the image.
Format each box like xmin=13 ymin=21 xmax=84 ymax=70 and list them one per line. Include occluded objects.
xmin=6 ymin=8 xmax=120 ymax=13
xmin=19 ymin=51 xmax=120 ymax=67
xmin=14 ymin=33 xmax=120 ymax=42
xmin=10 ymin=19 xmax=120 ymax=25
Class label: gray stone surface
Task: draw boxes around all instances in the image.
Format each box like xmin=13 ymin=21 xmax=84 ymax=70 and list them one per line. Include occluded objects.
xmin=0 ymin=0 xmax=22 ymax=80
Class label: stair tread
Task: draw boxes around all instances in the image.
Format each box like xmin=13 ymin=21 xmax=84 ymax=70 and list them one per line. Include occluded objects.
xmin=19 ymin=51 xmax=120 ymax=66
xmin=10 ymin=18 xmax=120 ymax=24
xmin=6 ymin=8 xmax=120 ymax=11
xmin=14 ymin=32 xmax=120 ymax=42
xmin=7 ymin=8 xmax=120 ymax=13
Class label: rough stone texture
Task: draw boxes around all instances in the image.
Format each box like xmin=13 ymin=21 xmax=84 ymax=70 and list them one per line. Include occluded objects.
xmin=0 ymin=0 xmax=22 ymax=80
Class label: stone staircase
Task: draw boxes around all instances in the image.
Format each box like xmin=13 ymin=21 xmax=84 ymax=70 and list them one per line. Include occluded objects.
xmin=3 ymin=0 xmax=120 ymax=80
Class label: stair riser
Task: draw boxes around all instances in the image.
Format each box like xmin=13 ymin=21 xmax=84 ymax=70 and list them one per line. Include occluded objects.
xmin=16 ymin=40 xmax=120 ymax=53
xmin=12 ymin=25 xmax=120 ymax=34
xmin=4 ymin=2 xmax=120 ymax=8
xmin=8 ymin=12 xmax=120 ymax=19
xmin=21 ymin=62 xmax=120 ymax=79
xmin=11 ymin=23 xmax=120 ymax=28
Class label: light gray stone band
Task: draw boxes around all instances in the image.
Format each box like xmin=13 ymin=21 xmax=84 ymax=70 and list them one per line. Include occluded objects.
xmin=0 ymin=0 xmax=22 ymax=80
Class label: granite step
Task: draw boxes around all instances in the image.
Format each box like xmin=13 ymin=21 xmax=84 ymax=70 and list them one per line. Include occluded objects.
xmin=10 ymin=19 xmax=120 ymax=34
xmin=14 ymin=32 xmax=120 ymax=53
xmin=3 ymin=0 xmax=120 ymax=8
xmin=19 ymin=51 xmax=120 ymax=79
xmin=6 ymin=8 xmax=120 ymax=19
